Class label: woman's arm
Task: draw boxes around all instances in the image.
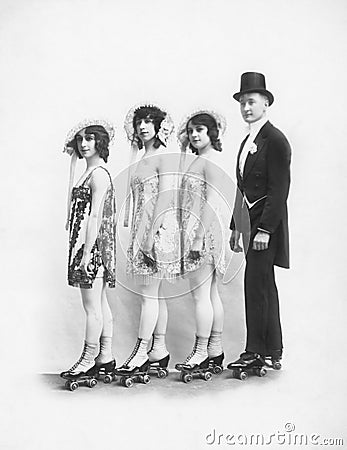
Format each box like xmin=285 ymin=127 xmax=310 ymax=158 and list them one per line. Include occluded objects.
xmin=80 ymin=168 xmax=110 ymax=274
xmin=191 ymin=158 xmax=225 ymax=252
xmin=142 ymin=151 xmax=178 ymax=255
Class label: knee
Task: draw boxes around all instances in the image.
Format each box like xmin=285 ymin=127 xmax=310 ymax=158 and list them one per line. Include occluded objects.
xmin=84 ymin=303 xmax=102 ymax=318
xmin=191 ymin=288 xmax=210 ymax=305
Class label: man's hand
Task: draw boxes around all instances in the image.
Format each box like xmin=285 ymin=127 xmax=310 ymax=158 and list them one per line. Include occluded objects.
xmin=252 ymin=231 xmax=270 ymax=251
xmin=229 ymin=230 xmax=243 ymax=253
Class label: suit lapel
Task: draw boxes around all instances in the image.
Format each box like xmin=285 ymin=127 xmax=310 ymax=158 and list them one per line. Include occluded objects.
xmin=242 ymin=121 xmax=270 ymax=180
xmin=237 ymin=135 xmax=248 ymax=184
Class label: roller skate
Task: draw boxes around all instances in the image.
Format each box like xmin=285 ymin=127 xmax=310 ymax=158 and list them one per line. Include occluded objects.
xmin=115 ymin=360 xmax=151 ymax=388
xmin=60 ymin=341 xmax=99 ymax=391
xmin=114 ymin=338 xmax=151 ymax=388
xmin=227 ymin=352 xmax=267 ymax=381
xmin=175 ymin=336 xmax=212 ymax=383
xmin=147 ymin=333 xmax=170 ymax=379
xmin=264 ymin=351 xmax=282 ymax=370
xmin=148 ymin=354 xmax=170 ymax=379
xmin=94 ymin=359 xmax=117 ymax=384
xmin=208 ymin=353 xmax=224 ymax=375
xmin=175 ymin=357 xmax=213 ymax=383
xmin=62 ymin=367 xmax=98 ymax=391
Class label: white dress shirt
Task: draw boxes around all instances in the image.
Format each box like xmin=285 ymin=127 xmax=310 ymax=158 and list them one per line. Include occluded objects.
xmin=239 ymin=117 xmax=268 ymax=177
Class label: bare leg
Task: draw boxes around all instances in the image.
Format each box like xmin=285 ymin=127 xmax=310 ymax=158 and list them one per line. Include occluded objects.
xmin=207 ymin=271 xmax=224 ymax=358
xmin=190 ymin=265 xmax=214 ymax=338
xmin=138 ymin=280 xmax=161 ymax=339
xmin=178 ymin=265 xmax=214 ymax=366
xmin=94 ymin=284 xmax=115 ymax=364
xmin=80 ymin=278 xmax=104 ymax=343
xmin=60 ymin=279 xmax=104 ymax=376
xmin=210 ymin=271 xmax=224 ymax=332
xmin=148 ymin=282 xmax=169 ymax=362
xmin=117 ymin=279 xmax=161 ymax=370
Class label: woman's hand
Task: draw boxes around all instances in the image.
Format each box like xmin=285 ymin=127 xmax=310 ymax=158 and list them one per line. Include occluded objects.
xmin=188 ymin=236 xmax=204 ymax=261
xmin=191 ymin=235 xmax=204 ymax=252
xmin=79 ymin=254 xmax=94 ymax=277
xmin=142 ymin=235 xmax=155 ymax=257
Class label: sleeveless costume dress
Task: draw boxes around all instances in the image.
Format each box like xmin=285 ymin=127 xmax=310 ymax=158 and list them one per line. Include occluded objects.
xmin=127 ymin=171 xmax=180 ymax=284
xmin=68 ymin=166 xmax=116 ymax=289
xmin=180 ymin=170 xmax=226 ymax=276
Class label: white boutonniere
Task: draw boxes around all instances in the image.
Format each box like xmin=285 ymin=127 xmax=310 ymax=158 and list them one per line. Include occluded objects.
xmin=249 ymin=143 xmax=258 ymax=155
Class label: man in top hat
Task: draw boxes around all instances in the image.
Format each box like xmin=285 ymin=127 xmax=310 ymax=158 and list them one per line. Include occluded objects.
xmin=228 ymin=72 xmax=291 ymax=372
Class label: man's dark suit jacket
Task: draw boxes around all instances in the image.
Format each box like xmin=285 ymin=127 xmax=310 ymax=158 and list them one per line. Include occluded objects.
xmin=230 ymin=121 xmax=291 ymax=268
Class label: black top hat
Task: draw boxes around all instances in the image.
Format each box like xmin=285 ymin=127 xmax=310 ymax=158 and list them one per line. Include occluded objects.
xmin=233 ymin=72 xmax=274 ymax=105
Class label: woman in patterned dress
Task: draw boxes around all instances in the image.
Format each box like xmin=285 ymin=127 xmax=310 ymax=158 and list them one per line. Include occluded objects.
xmin=175 ymin=111 xmax=227 ymax=374
xmin=60 ymin=119 xmax=117 ymax=382
xmin=115 ymin=105 xmax=180 ymax=379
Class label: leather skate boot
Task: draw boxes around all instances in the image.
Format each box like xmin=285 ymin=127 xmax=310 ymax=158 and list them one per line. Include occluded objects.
xmin=60 ymin=341 xmax=98 ymax=379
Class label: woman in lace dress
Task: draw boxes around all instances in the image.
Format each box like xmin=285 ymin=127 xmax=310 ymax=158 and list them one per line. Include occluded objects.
xmin=60 ymin=119 xmax=117 ymax=382
xmin=115 ymin=105 xmax=180 ymax=379
xmin=175 ymin=111 xmax=227 ymax=373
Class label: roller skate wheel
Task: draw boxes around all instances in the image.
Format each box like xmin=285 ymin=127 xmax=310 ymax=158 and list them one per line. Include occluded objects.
xmin=157 ymin=369 xmax=168 ymax=379
xmin=104 ymin=374 xmax=113 ymax=384
xmin=142 ymin=374 xmax=151 ymax=384
xmin=254 ymin=367 xmax=267 ymax=377
xmin=183 ymin=373 xmax=193 ymax=383
xmin=259 ymin=367 xmax=267 ymax=377
xmin=273 ymin=361 xmax=282 ymax=370
xmin=239 ymin=371 xmax=248 ymax=381
xmin=213 ymin=365 xmax=223 ymax=375
xmin=69 ymin=381 xmax=79 ymax=391
xmin=203 ymin=371 xmax=212 ymax=381
xmin=120 ymin=376 xmax=126 ymax=387
xmin=65 ymin=380 xmax=71 ymax=389
xmin=124 ymin=377 xmax=134 ymax=388
xmin=87 ymin=378 xmax=98 ymax=388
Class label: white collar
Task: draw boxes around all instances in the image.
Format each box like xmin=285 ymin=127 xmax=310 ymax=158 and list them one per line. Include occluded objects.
xmin=248 ymin=116 xmax=268 ymax=137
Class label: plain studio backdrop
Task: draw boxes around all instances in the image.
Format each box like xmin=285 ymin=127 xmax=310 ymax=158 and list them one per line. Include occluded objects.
xmin=0 ymin=0 xmax=346 ymax=449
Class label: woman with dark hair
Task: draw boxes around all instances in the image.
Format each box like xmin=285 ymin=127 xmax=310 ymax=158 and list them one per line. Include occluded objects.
xmin=115 ymin=104 xmax=179 ymax=386
xmin=175 ymin=111 xmax=227 ymax=381
xmin=60 ymin=119 xmax=117 ymax=390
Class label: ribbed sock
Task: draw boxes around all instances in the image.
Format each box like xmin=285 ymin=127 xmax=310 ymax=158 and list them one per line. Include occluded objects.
xmin=95 ymin=336 xmax=114 ymax=365
xmin=184 ymin=335 xmax=209 ymax=366
xmin=148 ymin=333 xmax=169 ymax=362
xmin=207 ymin=330 xmax=223 ymax=358
xmin=122 ymin=337 xmax=149 ymax=369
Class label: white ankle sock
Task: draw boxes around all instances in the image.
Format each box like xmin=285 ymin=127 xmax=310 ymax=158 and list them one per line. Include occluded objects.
xmin=69 ymin=341 xmax=98 ymax=374
xmin=95 ymin=336 xmax=113 ymax=365
xmin=123 ymin=338 xmax=149 ymax=369
xmin=185 ymin=336 xmax=209 ymax=366
xmin=207 ymin=330 xmax=223 ymax=358
xmin=148 ymin=333 xmax=169 ymax=362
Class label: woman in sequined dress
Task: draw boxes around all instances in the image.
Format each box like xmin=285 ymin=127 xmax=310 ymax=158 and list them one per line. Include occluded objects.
xmin=115 ymin=105 xmax=180 ymax=379
xmin=175 ymin=112 xmax=227 ymax=374
xmin=60 ymin=120 xmax=117 ymax=382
